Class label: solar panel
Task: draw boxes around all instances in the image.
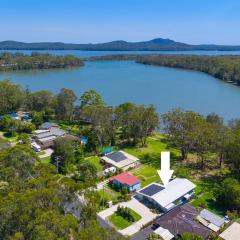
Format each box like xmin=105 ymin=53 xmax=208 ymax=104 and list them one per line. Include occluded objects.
xmin=107 ymin=152 xmax=127 ymax=162
xmin=140 ymin=184 xmax=164 ymax=196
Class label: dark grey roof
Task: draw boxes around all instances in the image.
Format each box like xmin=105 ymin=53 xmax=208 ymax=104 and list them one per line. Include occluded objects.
xmin=200 ymin=209 xmax=224 ymax=227
xmin=106 ymin=151 xmax=127 ymax=162
xmin=139 ymin=183 xmax=164 ymax=196
xmin=157 ymin=204 xmax=211 ymax=239
xmin=40 ymin=122 xmax=58 ymax=129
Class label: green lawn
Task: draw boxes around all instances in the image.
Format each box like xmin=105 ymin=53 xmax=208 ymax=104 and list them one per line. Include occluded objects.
xmin=37 ymin=151 xmax=46 ymax=156
xmin=40 ymin=156 xmax=51 ymax=164
xmin=0 ymin=131 xmax=18 ymax=143
xmin=130 ymin=165 xmax=160 ymax=187
xmin=123 ymin=134 xmax=180 ymax=168
xmin=124 ymin=134 xmax=180 ymax=186
xmin=98 ymin=185 xmax=122 ymax=202
xmin=108 ymin=208 xmax=141 ymax=230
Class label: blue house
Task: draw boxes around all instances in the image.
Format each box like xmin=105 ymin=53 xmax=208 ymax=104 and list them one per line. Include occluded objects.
xmin=109 ymin=172 xmax=141 ymax=192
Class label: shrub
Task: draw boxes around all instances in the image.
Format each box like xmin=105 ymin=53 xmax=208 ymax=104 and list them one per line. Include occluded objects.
xmin=116 ymin=206 xmax=135 ymax=222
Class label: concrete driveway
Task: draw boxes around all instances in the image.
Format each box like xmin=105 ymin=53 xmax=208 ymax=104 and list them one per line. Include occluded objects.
xmin=97 ymin=198 xmax=157 ymax=236
xmin=39 ymin=148 xmax=53 ymax=159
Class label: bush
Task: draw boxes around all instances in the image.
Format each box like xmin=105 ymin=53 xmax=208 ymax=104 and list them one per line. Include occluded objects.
xmin=216 ymin=178 xmax=240 ymax=211
xmin=116 ymin=206 xmax=135 ymax=222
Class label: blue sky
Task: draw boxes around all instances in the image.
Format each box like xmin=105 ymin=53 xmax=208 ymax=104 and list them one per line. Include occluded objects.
xmin=1 ymin=0 xmax=240 ymax=44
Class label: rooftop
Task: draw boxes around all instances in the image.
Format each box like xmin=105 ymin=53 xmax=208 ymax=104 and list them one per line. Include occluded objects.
xmin=219 ymin=222 xmax=240 ymax=240
xmin=38 ymin=135 xmax=56 ymax=143
xmin=156 ymin=204 xmax=210 ymax=239
xmin=36 ymin=128 xmax=65 ymax=139
xmin=40 ymin=122 xmax=58 ymax=129
xmin=109 ymin=172 xmax=140 ymax=186
xmin=101 ymin=151 xmax=139 ymax=169
xmin=138 ymin=178 xmax=196 ymax=208
xmin=139 ymin=183 xmax=164 ymax=196
xmin=200 ymin=209 xmax=225 ymax=227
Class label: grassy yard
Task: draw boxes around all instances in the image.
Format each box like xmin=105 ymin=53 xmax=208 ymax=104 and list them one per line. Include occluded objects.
xmin=173 ymin=159 xmax=229 ymax=217
xmin=124 ymin=134 xmax=180 ymax=186
xmin=98 ymin=185 xmax=122 ymax=202
xmin=130 ymin=165 xmax=160 ymax=187
xmin=123 ymin=134 xmax=180 ymax=168
xmin=0 ymin=131 xmax=18 ymax=143
xmin=39 ymin=156 xmax=51 ymax=164
xmin=0 ymin=137 xmax=11 ymax=150
xmin=108 ymin=208 xmax=141 ymax=230
xmin=36 ymin=151 xmax=46 ymax=156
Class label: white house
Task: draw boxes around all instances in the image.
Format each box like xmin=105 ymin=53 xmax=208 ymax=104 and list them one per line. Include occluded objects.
xmin=136 ymin=178 xmax=196 ymax=212
xmin=101 ymin=151 xmax=139 ymax=170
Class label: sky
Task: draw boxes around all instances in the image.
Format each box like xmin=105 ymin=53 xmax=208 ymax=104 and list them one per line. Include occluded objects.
xmin=1 ymin=0 xmax=240 ymax=45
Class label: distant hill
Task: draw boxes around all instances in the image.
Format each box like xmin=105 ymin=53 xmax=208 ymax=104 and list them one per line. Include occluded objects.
xmin=1 ymin=38 xmax=240 ymax=51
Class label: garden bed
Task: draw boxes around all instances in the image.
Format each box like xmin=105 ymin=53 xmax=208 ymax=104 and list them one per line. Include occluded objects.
xmin=108 ymin=207 xmax=141 ymax=230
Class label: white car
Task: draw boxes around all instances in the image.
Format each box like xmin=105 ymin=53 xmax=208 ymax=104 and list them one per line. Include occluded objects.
xmin=31 ymin=142 xmax=41 ymax=152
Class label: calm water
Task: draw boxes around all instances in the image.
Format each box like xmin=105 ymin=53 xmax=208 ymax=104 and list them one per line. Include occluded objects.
xmin=1 ymin=59 xmax=240 ymax=121
xmin=2 ymin=49 xmax=240 ymax=57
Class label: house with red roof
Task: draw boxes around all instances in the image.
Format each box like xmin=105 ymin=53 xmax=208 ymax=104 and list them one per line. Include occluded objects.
xmin=109 ymin=172 xmax=141 ymax=192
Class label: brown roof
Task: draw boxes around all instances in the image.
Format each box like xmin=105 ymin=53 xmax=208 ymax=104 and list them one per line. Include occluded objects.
xmin=157 ymin=204 xmax=211 ymax=239
xmin=63 ymin=134 xmax=79 ymax=141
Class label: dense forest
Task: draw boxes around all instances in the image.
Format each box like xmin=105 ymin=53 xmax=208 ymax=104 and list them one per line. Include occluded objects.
xmin=0 ymin=52 xmax=84 ymax=71
xmin=1 ymin=38 xmax=240 ymax=51
xmin=91 ymin=54 xmax=240 ymax=85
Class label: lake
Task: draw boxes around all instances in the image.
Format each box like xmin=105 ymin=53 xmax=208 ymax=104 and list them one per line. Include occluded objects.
xmin=1 ymin=50 xmax=240 ymax=121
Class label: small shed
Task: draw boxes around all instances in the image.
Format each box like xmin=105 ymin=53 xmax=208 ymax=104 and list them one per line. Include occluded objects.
xmin=109 ymin=172 xmax=141 ymax=192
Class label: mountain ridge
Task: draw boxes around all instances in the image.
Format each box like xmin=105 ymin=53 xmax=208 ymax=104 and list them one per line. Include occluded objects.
xmin=1 ymin=38 xmax=240 ymax=51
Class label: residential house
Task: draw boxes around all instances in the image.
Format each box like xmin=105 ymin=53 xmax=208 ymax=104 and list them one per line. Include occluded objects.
xmin=34 ymin=127 xmax=65 ymax=150
xmin=109 ymin=172 xmax=141 ymax=192
xmin=136 ymin=178 xmax=196 ymax=212
xmin=101 ymin=151 xmax=139 ymax=171
xmin=40 ymin=122 xmax=58 ymax=130
xmin=155 ymin=204 xmax=211 ymax=239
xmin=197 ymin=209 xmax=225 ymax=232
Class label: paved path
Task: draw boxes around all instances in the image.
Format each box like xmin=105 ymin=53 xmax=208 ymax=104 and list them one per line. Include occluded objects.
xmin=97 ymin=198 xmax=157 ymax=236
xmin=39 ymin=148 xmax=53 ymax=159
xmin=96 ymin=180 xmax=108 ymax=190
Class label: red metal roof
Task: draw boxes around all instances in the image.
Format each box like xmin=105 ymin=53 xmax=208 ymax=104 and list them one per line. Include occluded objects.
xmin=109 ymin=172 xmax=140 ymax=186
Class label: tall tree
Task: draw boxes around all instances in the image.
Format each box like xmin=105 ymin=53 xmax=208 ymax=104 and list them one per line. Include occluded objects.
xmin=225 ymin=134 xmax=240 ymax=179
xmin=80 ymin=105 xmax=114 ymax=148
xmin=55 ymin=88 xmax=77 ymax=121
xmin=0 ymin=145 xmax=36 ymax=182
xmin=206 ymin=113 xmax=229 ymax=167
xmin=27 ymin=90 xmax=54 ymax=112
xmin=116 ymin=103 xmax=159 ymax=146
xmin=162 ymin=109 xmax=199 ymax=160
xmin=0 ymin=80 xmax=25 ymax=115
xmin=79 ymin=89 xmax=104 ymax=108
xmin=51 ymin=138 xmax=75 ymax=174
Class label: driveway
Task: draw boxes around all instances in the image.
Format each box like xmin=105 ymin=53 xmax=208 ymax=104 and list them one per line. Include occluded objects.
xmin=97 ymin=198 xmax=157 ymax=236
xmin=39 ymin=148 xmax=53 ymax=159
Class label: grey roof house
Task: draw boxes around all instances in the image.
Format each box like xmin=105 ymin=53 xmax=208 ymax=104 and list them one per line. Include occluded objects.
xmin=197 ymin=209 xmax=225 ymax=232
xmin=156 ymin=204 xmax=211 ymax=239
xmin=40 ymin=122 xmax=58 ymax=130
xmin=136 ymin=178 xmax=196 ymax=212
